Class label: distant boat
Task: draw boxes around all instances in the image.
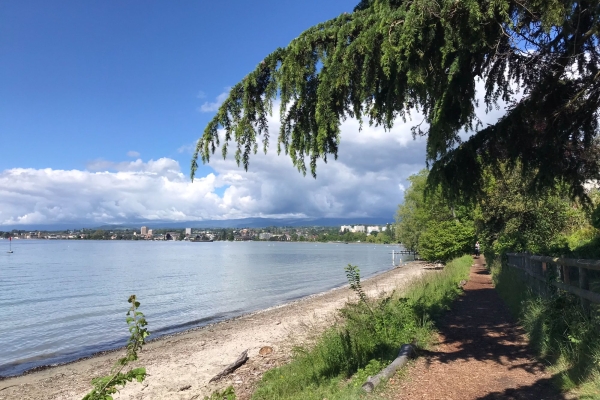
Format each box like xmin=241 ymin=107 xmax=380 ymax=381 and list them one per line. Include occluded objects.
xmin=7 ymin=237 xmax=13 ymax=253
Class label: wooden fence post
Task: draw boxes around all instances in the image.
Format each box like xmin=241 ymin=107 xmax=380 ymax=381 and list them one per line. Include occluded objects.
xmin=579 ymin=266 xmax=591 ymax=317
xmin=563 ymin=265 xmax=571 ymax=285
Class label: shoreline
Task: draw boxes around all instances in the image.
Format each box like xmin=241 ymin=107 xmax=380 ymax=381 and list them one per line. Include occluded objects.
xmin=0 ymin=263 xmax=405 ymax=380
xmin=0 ymin=260 xmax=430 ymax=400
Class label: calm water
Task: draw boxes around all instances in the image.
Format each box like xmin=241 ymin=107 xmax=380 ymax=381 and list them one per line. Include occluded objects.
xmin=0 ymin=240 xmax=409 ymax=377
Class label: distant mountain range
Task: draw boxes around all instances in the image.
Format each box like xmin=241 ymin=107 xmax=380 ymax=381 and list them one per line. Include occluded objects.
xmin=1 ymin=217 xmax=394 ymax=231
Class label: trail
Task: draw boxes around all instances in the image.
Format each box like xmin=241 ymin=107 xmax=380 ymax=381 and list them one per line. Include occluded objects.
xmin=385 ymin=256 xmax=566 ymax=400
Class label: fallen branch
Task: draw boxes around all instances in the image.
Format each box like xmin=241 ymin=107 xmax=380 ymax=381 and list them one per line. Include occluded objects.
xmin=362 ymin=344 xmax=415 ymax=392
xmin=209 ymin=350 xmax=249 ymax=383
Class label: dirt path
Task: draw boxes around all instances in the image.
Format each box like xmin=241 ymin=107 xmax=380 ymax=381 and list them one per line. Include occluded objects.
xmin=385 ymin=256 xmax=566 ymax=400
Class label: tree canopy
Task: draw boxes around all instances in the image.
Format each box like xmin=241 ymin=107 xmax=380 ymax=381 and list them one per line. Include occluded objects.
xmin=192 ymin=0 xmax=600 ymax=200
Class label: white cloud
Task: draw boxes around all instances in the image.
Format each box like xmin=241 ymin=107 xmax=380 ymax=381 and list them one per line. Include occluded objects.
xmin=0 ymin=87 xmax=513 ymax=227
xmin=0 ymin=159 xmax=225 ymax=226
xmin=196 ymin=90 xmax=206 ymax=99
xmin=177 ymin=142 xmax=196 ymax=154
xmin=126 ymin=150 xmax=140 ymax=158
xmin=199 ymin=88 xmax=231 ymax=113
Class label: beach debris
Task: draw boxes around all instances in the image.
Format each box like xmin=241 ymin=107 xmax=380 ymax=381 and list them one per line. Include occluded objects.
xmin=422 ymin=261 xmax=445 ymax=270
xmin=459 ymin=279 xmax=467 ymax=288
xmin=362 ymin=343 xmax=416 ymax=392
xmin=179 ymin=384 xmax=192 ymax=391
xmin=209 ymin=349 xmax=249 ymax=383
xmin=259 ymin=346 xmax=273 ymax=356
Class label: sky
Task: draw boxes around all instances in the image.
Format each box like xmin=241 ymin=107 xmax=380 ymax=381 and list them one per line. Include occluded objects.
xmin=0 ymin=0 xmax=507 ymax=228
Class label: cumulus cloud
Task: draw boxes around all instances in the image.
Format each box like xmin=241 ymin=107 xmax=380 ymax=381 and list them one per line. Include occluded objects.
xmin=199 ymin=88 xmax=231 ymax=113
xmin=0 ymin=118 xmax=425 ymax=226
xmin=0 ymin=159 xmax=225 ymax=226
xmin=0 ymin=84 xmax=512 ymax=227
xmin=126 ymin=150 xmax=140 ymax=158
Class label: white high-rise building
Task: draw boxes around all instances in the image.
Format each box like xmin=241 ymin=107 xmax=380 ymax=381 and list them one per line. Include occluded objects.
xmin=141 ymin=226 xmax=148 ymax=235
xmin=185 ymin=228 xmax=192 ymax=236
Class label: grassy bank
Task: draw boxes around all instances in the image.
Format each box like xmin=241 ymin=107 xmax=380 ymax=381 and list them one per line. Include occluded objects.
xmin=250 ymin=255 xmax=473 ymax=400
xmin=488 ymin=253 xmax=600 ymax=398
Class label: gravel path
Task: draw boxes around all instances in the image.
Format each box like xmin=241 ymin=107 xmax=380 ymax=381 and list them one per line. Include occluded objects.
xmin=385 ymin=256 xmax=567 ymax=400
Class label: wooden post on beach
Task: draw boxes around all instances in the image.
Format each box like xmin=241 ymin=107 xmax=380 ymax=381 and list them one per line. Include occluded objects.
xmin=392 ymin=250 xmax=395 ymax=267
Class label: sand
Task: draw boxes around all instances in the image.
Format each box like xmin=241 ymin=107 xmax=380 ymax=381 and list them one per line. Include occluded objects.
xmin=0 ymin=261 xmax=430 ymax=400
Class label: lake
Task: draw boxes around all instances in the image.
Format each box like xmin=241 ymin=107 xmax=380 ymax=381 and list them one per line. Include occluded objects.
xmin=0 ymin=240 xmax=410 ymax=377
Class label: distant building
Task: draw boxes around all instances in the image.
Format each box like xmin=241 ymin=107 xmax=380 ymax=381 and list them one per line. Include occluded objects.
xmin=141 ymin=226 xmax=148 ymax=235
xmin=353 ymin=225 xmax=366 ymax=233
xmin=340 ymin=225 xmax=352 ymax=232
xmin=259 ymin=233 xmax=272 ymax=240
xmin=367 ymin=226 xmax=380 ymax=234
xmin=148 ymin=229 xmax=153 ymax=236
xmin=185 ymin=228 xmax=192 ymax=236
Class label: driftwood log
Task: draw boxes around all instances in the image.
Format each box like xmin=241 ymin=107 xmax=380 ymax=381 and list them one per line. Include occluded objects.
xmin=362 ymin=344 xmax=415 ymax=392
xmin=209 ymin=349 xmax=249 ymax=383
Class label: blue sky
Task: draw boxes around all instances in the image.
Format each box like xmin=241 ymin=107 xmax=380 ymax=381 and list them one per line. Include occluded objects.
xmin=0 ymin=1 xmax=509 ymax=227
xmin=1 ymin=0 xmax=357 ymax=172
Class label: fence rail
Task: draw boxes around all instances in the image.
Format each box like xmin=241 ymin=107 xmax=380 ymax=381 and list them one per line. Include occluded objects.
xmin=506 ymin=253 xmax=600 ymax=316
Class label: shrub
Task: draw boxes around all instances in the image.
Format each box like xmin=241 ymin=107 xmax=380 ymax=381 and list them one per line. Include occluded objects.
xmin=419 ymin=220 xmax=474 ymax=262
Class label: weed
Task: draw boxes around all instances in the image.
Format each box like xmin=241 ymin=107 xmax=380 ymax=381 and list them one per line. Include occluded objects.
xmin=82 ymin=295 xmax=149 ymax=400
xmin=204 ymin=385 xmax=236 ymax=400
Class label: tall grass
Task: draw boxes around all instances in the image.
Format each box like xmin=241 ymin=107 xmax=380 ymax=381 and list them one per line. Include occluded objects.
xmin=251 ymin=255 xmax=473 ymax=400
xmin=488 ymin=253 xmax=600 ymax=398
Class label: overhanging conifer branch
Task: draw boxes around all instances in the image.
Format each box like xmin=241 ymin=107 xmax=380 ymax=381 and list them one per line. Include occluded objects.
xmin=191 ymin=0 xmax=600 ymax=200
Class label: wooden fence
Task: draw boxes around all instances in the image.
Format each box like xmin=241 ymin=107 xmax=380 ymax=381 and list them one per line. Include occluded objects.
xmin=506 ymin=253 xmax=600 ymax=316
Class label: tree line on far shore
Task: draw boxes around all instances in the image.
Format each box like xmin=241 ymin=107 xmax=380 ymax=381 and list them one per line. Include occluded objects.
xmin=395 ymin=167 xmax=600 ymax=262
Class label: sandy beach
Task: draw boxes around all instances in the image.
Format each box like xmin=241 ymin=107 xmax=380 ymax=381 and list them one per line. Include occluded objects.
xmin=0 ymin=261 xmax=430 ymax=400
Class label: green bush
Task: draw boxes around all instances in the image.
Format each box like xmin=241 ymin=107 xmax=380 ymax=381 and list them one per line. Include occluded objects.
xmin=418 ymin=220 xmax=474 ymax=262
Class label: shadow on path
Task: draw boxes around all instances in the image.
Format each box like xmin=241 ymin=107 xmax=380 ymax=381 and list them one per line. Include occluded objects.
xmin=389 ymin=257 xmax=566 ymax=400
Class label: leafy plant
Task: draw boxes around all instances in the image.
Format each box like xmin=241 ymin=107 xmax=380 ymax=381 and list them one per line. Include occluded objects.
xmin=344 ymin=264 xmax=370 ymax=312
xmin=419 ymin=220 xmax=474 ymax=262
xmin=204 ymin=385 xmax=236 ymax=400
xmin=82 ymin=295 xmax=149 ymax=400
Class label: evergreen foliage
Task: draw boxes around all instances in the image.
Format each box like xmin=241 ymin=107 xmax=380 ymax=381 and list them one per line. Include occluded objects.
xmin=192 ymin=0 xmax=600 ymax=200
